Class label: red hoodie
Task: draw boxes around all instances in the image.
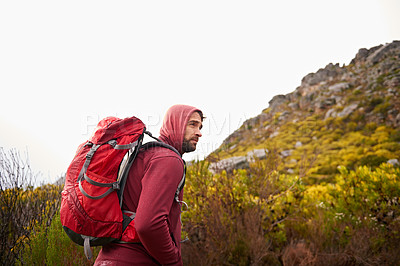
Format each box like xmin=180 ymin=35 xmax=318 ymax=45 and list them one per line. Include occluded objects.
xmin=95 ymin=105 xmax=202 ymax=266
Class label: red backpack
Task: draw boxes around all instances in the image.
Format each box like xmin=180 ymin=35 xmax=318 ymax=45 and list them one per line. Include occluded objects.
xmin=60 ymin=116 xmax=185 ymax=259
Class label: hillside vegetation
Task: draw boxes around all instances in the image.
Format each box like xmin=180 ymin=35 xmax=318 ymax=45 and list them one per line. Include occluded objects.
xmin=209 ymin=41 xmax=400 ymax=184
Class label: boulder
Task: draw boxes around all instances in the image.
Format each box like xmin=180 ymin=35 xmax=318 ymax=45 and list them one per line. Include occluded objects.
xmin=247 ymin=149 xmax=267 ymax=162
xmin=367 ymin=41 xmax=400 ymax=65
xmin=301 ymin=63 xmax=342 ymax=87
xmin=295 ymin=141 xmax=303 ymax=148
xmin=288 ymin=102 xmax=300 ymax=110
xmin=209 ymin=149 xmax=268 ymax=173
xmin=209 ymin=156 xmax=248 ymax=173
xmin=328 ymin=82 xmax=350 ymax=93
xmin=268 ymin=95 xmax=287 ymax=114
xmin=325 ymin=108 xmax=337 ymax=119
xmin=280 ymin=150 xmax=293 ymax=157
xmin=337 ymin=103 xmax=358 ymax=117
xmin=387 ymin=159 xmax=399 ymax=166
xmin=316 ymin=97 xmax=336 ymax=110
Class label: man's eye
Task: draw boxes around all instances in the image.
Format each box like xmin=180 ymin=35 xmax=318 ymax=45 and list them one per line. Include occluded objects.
xmin=188 ymin=121 xmax=202 ymax=129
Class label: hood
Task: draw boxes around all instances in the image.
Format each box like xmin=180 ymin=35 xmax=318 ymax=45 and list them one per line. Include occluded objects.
xmin=159 ymin=104 xmax=202 ymax=155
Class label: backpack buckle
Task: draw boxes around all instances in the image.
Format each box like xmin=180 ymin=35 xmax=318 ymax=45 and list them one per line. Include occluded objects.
xmin=112 ymin=182 xmax=120 ymax=190
xmin=108 ymin=140 xmax=117 ymax=147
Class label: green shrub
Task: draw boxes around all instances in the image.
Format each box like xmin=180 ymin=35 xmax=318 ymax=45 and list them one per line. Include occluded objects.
xmin=389 ymin=129 xmax=400 ymax=142
xmin=20 ymin=219 xmax=48 ymax=265
xmin=373 ymin=101 xmax=391 ymax=114
xmin=21 ymin=210 xmax=100 ymax=265
xmin=46 ymin=212 xmax=100 ymax=265
xmin=359 ymin=154 xmax=388 ymax=168
xmin=182 ymin=159 xmax=304 ymax=265
xmin=330 ymin=164 xmax=400 ymax=232
xmin=288 ymin=164 xmax=400 ymax=264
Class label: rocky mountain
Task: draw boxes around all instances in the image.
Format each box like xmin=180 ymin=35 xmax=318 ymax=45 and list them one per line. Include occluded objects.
xmin=208 ymin=41 xmax=400 ymax=183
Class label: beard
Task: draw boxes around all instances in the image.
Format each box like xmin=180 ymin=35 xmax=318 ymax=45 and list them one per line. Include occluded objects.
xmin=182 ymin=137 xmax=197 ymax=153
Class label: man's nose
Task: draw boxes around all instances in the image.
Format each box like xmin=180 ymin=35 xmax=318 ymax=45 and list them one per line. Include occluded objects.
xmin=196 ymin=128 xmax=202 ymax=137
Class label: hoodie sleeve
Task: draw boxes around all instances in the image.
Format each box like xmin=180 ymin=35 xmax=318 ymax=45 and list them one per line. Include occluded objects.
xmin=134 ymin=154 xmax=184 ymax=265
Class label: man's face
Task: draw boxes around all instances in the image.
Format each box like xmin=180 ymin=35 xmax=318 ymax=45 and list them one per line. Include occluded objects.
xmin=182 ymin=112 xmax=203 ymax=153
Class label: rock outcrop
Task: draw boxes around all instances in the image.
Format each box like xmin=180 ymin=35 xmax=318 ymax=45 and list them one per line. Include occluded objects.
xmin=209 ymin=149 xmax=267 ymax=173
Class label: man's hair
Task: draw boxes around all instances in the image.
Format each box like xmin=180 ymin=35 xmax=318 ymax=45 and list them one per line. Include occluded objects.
xmin=195 ymin=111 xmax=205 ymax=122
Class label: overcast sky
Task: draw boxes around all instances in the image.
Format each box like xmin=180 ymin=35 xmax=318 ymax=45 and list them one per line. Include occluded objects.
xmin=1 ymin=0 xmax=399 ymax=184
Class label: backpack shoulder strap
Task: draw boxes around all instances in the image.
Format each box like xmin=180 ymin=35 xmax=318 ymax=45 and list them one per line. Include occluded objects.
xmin=141 ymin=140 xmax=186 ymax=202
xmin=142 ymin=130 xmax=180 ymax=155
xmin=141 ymin=141 xmax=180 ymax=157
xmin=117 ymin=133 xmax=145 ymax=206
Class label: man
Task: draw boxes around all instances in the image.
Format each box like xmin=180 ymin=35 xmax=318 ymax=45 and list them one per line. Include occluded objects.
xmin=95 ymin=104 xmax=203 ymax=265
